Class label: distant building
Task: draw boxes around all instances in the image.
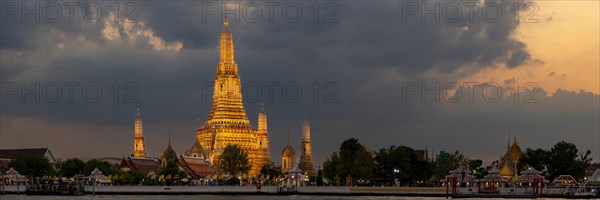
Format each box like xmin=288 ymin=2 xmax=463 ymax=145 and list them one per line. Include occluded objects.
xmin=178 ymin=156 xmax=213 ymax=179
xmin=298 ymin=116 xmax=316 ymax=176
xmin=499 ymin=137 xmax=523 ymax=179
xmin=161 ymin=140 xmax=214 ymax=179
xmin=97 ymin=157 xmax=123 ymax=165
xmin=414 ymin=149 xmax=429 ymax=161
xmin=281 ymin=134 xmax=297 ymax=174
xmin=160 ymin=139 xmax=178 ymax=168
xmin=133 ymin=109 xmax=146 ymax=158
xmin=0 ymin=148 xmax=57 ymax=168
xmin=119 ymin=156 xmax=161 ymax=175
xmin=436 ymin=151 xmax=448 ymax=164
xmin=184 ymin=139 xmax=209 ymax=159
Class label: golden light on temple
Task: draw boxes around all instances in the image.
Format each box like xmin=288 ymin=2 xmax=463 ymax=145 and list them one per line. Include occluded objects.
xmin=133 ymin=108 xmax=146 ymax=158
xmin=192 ymin=19 xmax=272 ymax=177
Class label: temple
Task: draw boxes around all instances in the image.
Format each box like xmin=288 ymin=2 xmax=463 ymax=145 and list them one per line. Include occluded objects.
xmin=499 ymin=136 xmax=524 ymax=179
xmin=298 ymin=116 xmax=316 ymax=176
xmin=192 ymin=18 xmax=272 ymax=178
xmin=133 ymin=109 xmax=146 ymax=158
xmin=281 ymin=133 xmax=297 ymax=174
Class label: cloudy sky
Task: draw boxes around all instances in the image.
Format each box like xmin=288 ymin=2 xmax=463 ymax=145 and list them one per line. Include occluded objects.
xmin=1 ymin=0 xmax=598 ymax=166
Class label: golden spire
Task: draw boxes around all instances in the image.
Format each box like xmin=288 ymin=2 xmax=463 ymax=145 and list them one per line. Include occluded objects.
xmin=219 ymin=15 xmax=234 ymax=65
xmin=302 ymin=115 xmax=310 ymax=142
xmin=133 ymin=108 xmax=146 ymax=157
xmin=258 ymin=103 xmax=267 ymax=132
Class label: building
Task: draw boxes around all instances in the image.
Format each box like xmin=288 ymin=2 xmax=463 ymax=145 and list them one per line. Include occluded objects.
xmin=499 ymin=137 xmax=523 ymax=179
xmin=192 ymin=18 xmax=272 ymax=178
xmin=160 ymin=139 xmax=177 ymax=168
xmin=281 ymin=134 xmax=297 ymax=174
xmin=161 ymin=140 xmax=214 ymax=179
xmin=133 ymin=108 xmax=146 ymax=158
xmin=414 ymin=149 xmax=429 ymax=161
xmin=298 ymin=116 xmax=315 ymax=176
xmin=257 ymin=103 xmax=273 ymax=167
xmin=178 ymin=156 xmax=213 ymax=179
xmin=119 ymin=156 xmax=161 ymax=175
xmin=0 ymin=148 xmax=57 ymax=168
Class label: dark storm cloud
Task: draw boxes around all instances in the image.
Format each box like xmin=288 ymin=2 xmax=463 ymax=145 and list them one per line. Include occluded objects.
xmin=1 ymin=0 xmax=598 ymax=164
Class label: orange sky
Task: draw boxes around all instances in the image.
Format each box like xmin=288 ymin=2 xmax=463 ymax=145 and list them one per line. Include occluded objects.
xmin=461 ymin=1 xmax=599 ymax=95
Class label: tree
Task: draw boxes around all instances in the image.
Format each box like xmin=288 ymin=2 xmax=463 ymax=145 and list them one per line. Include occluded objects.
xmin=160 ymin=161 xmax=182 ymax=185
xmin=375 ymin=145 xmax=434 ymax=186
xmin=434 ymin=151 xmax=469 ymax=183
xmin=547 ymin=141 xmax=591 ymax=180
xmin=469 ymin=159 xmax=486 ymax=179
xmin=218 ymin=144 xmax=250 ymax=176
xmin=323 ymin=151 xmax=342 ymax=180
xmin=59 ymin=158 xmax=85 ymax=177
xmin=10 ymin=155 xmax=53 ymax=177
xmin=260 ymin=165 xmax=281 ymax=185
xmin=122 ymin=170 xmax=145 ymax=185
xmin=352 ymin=149 xmax=375 ymax=182
xmin=323 ymin=138 xmax=375 ymax=185
xmin=520 ymin=148 xmax=550 ymax=173
xmin=83 ymin=159 xmax=118 ymax=176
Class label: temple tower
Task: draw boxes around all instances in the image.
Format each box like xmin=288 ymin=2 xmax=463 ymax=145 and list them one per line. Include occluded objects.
xmin=133 ymin=108 xmax=146 ymax=158
xmin=298 ymin=115 xmax=316 ymax=176
xmin=195 ymin=17 xmax=267 ymax=177
xmin=257 ymin=103 xmax=273 ymax=166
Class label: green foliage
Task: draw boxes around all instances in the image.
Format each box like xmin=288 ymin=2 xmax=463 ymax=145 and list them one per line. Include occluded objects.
xmin=260 ymin=164 xmax=281 ymax=185
xmin=218 ymin=144 xmax=250 ymax=176
xmin=434 ymin=151 xmax=469 ymax=182
xmin=323 ymin=152 xmax=342 ymax=179
xmin=10 ymin=155 xmax=53 ymax=177
xmin=160 ymin=161 xmax=179 ymax=177
xmin=547 ymin=141 xmax=591 ymax=181
xmin=83 ymin=159 xmax=118 ymax=176
xmin=469 ymin=159 xmax=487 ymax=179
xmin=122 ymin=170 xmax=145 ymax=185
xmin=520 ymin=148 xmax=550 ymax=173
xmin=323 ymin=138 xmax=375 ymax=184
xmin=375 ymin=145 xmax=433 ymax=186
xmin=520 ymin=141 xmax=591 ymax=181
xmin=59 ymin=158 xmax=85 ymax=177
xmin=160 ymin=161 xmax=180 ymax=185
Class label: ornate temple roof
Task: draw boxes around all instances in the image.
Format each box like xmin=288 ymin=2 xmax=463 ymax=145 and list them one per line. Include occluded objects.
xmin=507 ymin=137 xmax=523 ymax=161
xmin=120 ymin=156 xmax=161 ymax=175
xmin=282 ymin=134 xmax=296 ymax=157
xmin=482 ymin=166 xmax=507 ymax=183
xmin=161 ymin=139 xmax=177 ymax=163
xmin=516 ymin=167 xmax=548 ymax=183
xmin=185 ymin=139 xmax=208 ymax=159
xmin=499 ymin=136 xmax=523 ymax=178
xmin=178 ymin=156 xmax=213 ymax=179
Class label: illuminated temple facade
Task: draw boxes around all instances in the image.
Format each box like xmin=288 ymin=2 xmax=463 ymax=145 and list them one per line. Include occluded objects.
xmin=133 ymin=109 xmax=146 ymax=158
xmin=499 ymin=137 xmax=523 ymax=179
xmin=298 ymin=116 xmax=315 ymax=176
xmin=189 ymin=19 xmax=272 ymax=178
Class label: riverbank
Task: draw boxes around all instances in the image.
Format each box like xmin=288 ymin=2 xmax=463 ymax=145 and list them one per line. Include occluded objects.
xmin=1 ymin=185 xmax=598 ymax=198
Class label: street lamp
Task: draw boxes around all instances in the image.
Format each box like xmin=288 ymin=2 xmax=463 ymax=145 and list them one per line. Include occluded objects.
xmin=393 ymin=169 xmax=399 ymax=187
